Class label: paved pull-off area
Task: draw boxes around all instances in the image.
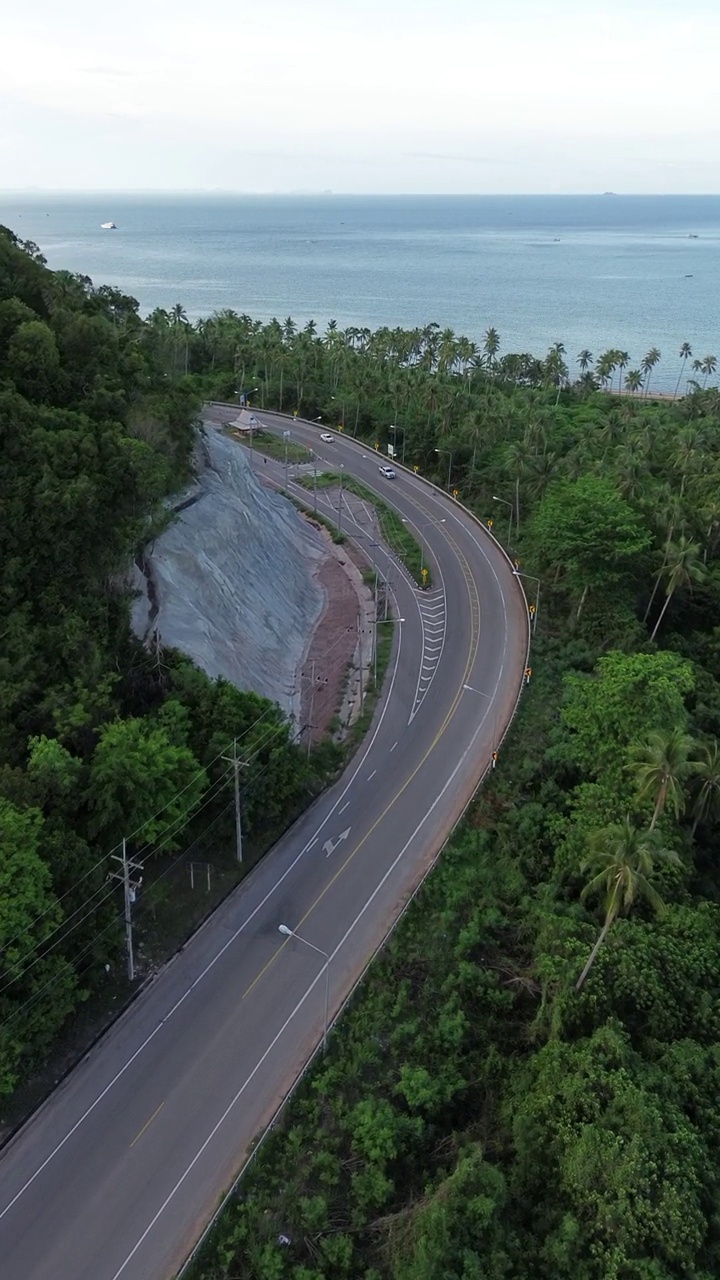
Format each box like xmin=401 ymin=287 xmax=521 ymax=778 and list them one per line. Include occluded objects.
xmin=0 ymin=413 xmax=529 ymax=1280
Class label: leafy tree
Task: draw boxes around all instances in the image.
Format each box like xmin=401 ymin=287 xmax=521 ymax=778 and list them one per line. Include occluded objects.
xmin=529 ymin=476 xmax=651 ymax=619
xmin=7 ymin=319 xmax=61 ymax=401
xmin=575 ymin=817 xmax=680 ymax=988
xmin=510 ymin=1025 xmax=709 ymax=1278
xmin=86 ymin=718 xmax=207 ymax=848
xmin=0 ymin=799 xmax=79 ymax=1094
xmin=562 ymin=650 xmax=695 ymax=788
xmin=26 ymin=734 xmax=83 ymax=812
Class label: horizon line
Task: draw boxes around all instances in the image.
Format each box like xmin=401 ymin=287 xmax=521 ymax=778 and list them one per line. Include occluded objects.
xmin=3 ymin=189 xmax=720 ymax=198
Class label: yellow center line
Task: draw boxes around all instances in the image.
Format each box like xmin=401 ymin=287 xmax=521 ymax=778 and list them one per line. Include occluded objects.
xmin=242 ymin=527 xmax=481 ymax=1001
xmin=130 ymin=1101 xmax=165 ymax=1149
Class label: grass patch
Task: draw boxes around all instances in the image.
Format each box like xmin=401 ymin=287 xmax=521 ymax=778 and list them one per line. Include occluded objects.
xmin=284 ymin=491 xmax=347 ymax=544
xmin=297 ymin=472 xmax=431 ymax=588
xmin=227 ymin=428 xmax=311 ymax=465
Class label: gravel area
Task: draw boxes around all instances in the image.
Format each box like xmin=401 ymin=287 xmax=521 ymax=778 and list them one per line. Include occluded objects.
xmin=298 ymin=542 xmax=364 ymax=746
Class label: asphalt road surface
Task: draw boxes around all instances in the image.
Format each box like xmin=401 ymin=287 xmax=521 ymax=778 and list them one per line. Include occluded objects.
xmin=0 ymin=413 xmax=529 ymax=1280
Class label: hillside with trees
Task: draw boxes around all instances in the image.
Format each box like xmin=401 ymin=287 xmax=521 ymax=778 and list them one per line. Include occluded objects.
xmin=3 ymin=231 xmax=720 ymax=1278
xmin=160 ymin=309 xmax=720 ymax=1277
xmin=0 ymin=230 xmax=325 ymax=1103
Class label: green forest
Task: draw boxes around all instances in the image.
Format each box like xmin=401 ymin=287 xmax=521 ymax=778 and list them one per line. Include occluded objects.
xmin=0 ymin=229 xmax=335 ymax=1104
xmin=3 ymin=228 xmax=720 ymax=1278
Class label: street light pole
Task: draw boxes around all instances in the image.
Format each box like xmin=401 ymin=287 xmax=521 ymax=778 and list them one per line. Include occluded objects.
xmin=372 ymin=617 xmax=402 ymax=685
xmin=337 ymin=464 xmax=345 ymax=533
xmin=492 ymin=495 xmax=513 ymax=545
xmin=401 ymin=516 xmax=446 ymax=584
xmin=278 ymin=925 xmax=330 ymax=1055
xmin=513 ymin=570 xmax=541 ymax=633
xmin=435 ymin=448 xmax=453 ymax=490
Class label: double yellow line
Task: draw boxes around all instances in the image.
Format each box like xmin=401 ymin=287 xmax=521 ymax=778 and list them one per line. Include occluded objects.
xmin=243 ymin=521 xmax=482 ymax=1000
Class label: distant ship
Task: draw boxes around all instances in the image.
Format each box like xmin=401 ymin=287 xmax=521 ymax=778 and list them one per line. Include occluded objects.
xmin=100 ymin=221 xmax=117 ymax=230
xmin=688 ymin=233 xmax=699 ymax=239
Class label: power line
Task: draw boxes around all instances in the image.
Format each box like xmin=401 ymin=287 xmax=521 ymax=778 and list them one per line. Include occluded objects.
xmin=0 ymin=711 xmax=308 ymax=1015
xmin=0 ymin=706 xmax=285 ymax=961
xmin=0 ymin=800 xmax=236 ymax=1035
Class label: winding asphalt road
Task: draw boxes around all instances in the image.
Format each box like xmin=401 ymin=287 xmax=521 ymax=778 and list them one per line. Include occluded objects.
xmin=0 ymin=412 xmax=528 ymax=1280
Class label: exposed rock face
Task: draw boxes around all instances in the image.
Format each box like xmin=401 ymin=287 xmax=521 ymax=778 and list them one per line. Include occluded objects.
xmin=131 ymin=424 xmax=326 ymax=720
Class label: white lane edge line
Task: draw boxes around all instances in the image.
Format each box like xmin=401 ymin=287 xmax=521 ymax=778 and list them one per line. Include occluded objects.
xmin=110 ymin=655 xmax=498 ymax=1280
xmin=0 ymin=604 xmax=407 ymax=1224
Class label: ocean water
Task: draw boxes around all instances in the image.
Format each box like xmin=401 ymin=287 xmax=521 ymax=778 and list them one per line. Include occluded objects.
xmin=1 ymin=193 xmax=719 ymax=390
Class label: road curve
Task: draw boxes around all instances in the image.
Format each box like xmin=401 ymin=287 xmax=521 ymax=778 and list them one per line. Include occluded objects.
xmin=0 ymin=411 xmax=529 ymax=1280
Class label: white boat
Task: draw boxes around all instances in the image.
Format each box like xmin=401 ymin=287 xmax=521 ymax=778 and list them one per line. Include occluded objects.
xmin=100 ymin=221 xmax=117 ymax=230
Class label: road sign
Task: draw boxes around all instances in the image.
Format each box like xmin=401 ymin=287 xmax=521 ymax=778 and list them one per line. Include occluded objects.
xmin=413 ymin=465 xmax=419 ymax=474
xmin=421 ymin=567 xmax=429 ymax=586
xmin=487 ymin=518 xmax=494 ymax=528
xmin=374 ymin=442 xmax=379 ymax=450
xmin=453 ymin=488 xmax=459 ymax=499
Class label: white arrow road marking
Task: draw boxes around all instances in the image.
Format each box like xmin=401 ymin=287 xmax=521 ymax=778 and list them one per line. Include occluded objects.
xmin=323 ymin=827 xmax=352 ymax=858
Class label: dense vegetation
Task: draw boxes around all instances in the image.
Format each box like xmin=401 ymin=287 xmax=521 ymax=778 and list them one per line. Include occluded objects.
xmin=156 ymin=314 xmax=720 ymax=1277
xmin=4 ymin=234 xmax=720 ymax=1277
xmin=0 ymin=231 xmax=334 ymax=1102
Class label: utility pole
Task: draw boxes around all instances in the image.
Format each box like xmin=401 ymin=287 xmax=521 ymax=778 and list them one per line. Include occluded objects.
xmin=110 ymin=839 xmax=143 ymax=982
xmin=373 ymin=576 xmax=379 ymax=685
xmin=307 ymin=660 xmax=316 ymax=761
xmin=222 ymin=738 xmax=247 ymax=864
xmin=357 ymin=613 xmax=364 ymax=716
xmin=338 ymin=466 xmax=344 ymax=533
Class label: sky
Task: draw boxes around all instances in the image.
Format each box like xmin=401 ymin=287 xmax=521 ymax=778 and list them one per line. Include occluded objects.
xmin=3 ymin=0 xmax=720 ymax=193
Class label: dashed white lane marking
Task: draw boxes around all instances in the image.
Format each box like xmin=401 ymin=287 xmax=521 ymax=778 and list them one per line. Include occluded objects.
xmin=368 ymin=770 xmax=377 ymax=781
xmin=390 ymin=741 xmax=398 ymax=752
xmin=339 ymin=801 xmax=350 ymax=814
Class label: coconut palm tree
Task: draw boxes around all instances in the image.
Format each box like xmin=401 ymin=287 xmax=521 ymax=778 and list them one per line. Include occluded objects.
xmin=690 ymin=740 xmax=720 ymax=836
xmin=674 ymin=343 xmax=692 ymax=398
xmin=630 ymin=726 xmax=698 ymax=828
xmin=615 ymin=351 xmax=630 ymax=394
xmin=503 ymin=438 xmax=528 ymax=533
xmin=595 ymin=350 xmax=617 ymax=390
xmin=624 ymin=369 xmax=643 ymax=395
xmin=576 ymin=349 xmax=593 ymax=375
xmin=649 ymin=535 xmax=707 ymax=640
xmin=575 ymin=817 xmax=680 ymax=989
xmin=641 ymin=347 xmax=661 ymax=397
xmin=642 ymin=499 xmax=688 ymax=624
xmin=700 ymin=354 xmax=718 ymax=388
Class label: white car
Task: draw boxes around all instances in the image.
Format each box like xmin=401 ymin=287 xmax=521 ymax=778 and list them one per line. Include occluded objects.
xmin=379 ymin=464 xmax=397 ymax=479
xmin=319 ymin=432 xmax=335 ymax=443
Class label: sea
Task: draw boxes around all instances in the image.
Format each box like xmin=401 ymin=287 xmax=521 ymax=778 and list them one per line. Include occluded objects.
xmin=1 ymin=193 xmax=719 ymax=391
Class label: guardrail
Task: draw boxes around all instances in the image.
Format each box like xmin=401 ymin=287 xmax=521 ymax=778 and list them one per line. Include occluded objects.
xmin=179 ymin=408 xmax=533 ymax=1279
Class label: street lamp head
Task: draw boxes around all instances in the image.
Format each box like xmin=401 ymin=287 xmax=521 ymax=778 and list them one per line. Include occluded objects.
xmin=278 ymin=924 xmax=293 ymax=937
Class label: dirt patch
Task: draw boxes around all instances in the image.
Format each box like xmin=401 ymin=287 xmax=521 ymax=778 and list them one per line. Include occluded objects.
xmin=299 ymin=545 xmax=362 ymax=743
